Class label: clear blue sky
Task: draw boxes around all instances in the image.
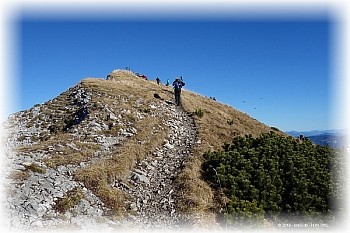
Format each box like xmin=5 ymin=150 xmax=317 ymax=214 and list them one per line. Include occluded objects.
xmin=16 ymin=14 xmax=333 ymax=131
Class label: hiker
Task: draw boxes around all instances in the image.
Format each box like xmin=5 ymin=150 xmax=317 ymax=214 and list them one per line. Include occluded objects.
xmin=173 ymin=78 xmax=185 ymax=106
xmin=156 ymin=77 xmax=161 ymax=85
xmin=166 ymin=79 xmax=170 ymax=86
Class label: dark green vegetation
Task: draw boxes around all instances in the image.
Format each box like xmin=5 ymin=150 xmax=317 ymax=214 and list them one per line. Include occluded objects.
xmin=202 ymin=132 xmax=343 ymax=227
xmin=194 ymin=108 xmax=204 ymax=118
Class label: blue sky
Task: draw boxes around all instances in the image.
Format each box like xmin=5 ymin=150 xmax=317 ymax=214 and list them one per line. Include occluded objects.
xmin=16 ymin=13 xmax=333 ymax=131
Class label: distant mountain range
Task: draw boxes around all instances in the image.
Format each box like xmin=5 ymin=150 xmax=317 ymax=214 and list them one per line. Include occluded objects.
xmin=285 ymin=129 xmax=348 ymax=149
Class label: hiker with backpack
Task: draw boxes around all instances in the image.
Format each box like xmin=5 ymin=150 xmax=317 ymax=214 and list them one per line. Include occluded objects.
xmin=172 ymin=77 xmax=185 ymax=106
xmin=156 ymin=77 xmax=161 ymax=85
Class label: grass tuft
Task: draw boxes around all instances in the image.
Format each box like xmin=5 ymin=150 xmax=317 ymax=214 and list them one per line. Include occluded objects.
xmin=54 ymin=188 xmax=84 ymax=213
xmin=24 ymin=162 xmax=46 ymax=174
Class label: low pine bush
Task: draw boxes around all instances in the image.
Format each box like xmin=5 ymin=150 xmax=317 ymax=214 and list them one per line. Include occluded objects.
xmin=202 ymin=132 xmax=343 ymax=227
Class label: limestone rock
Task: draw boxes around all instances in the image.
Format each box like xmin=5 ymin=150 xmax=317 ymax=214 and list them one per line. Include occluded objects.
xmin=3 ymin=79 xmax=199 ymax=231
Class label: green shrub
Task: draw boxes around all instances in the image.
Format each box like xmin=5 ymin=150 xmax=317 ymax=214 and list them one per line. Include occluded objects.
xmin=202 ymin=132 xmax=342 ymax=227
xmin=270 ymin=126 xmax=280 ymax=131
xmin=194 ymin=108 xmax=204 ymax=118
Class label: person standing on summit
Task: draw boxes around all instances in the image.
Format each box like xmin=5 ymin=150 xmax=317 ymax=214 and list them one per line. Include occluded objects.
xmin=173 ymin=77 xmax=185 ymax=106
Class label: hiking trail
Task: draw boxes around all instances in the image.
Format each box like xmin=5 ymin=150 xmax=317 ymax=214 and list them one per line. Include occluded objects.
xmin=114 ymin=103 xmax=198 ymax=230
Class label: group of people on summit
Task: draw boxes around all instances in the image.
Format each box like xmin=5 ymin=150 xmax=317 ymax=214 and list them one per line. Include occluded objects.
xmin=156 ymin=76 xmax=185 ymax=106
xmin=108 ymin=69 xmax=185 ymax=106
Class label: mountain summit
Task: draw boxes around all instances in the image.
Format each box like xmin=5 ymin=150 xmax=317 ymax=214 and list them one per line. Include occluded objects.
xmin=3 ymin=69 xmax=274 ymax=230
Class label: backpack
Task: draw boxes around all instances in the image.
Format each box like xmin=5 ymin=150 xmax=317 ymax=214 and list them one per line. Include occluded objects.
xmin=174 ymin=80 xmax=181 ymax=90
xmin=174 ymin=80 xmax=185 ymax=90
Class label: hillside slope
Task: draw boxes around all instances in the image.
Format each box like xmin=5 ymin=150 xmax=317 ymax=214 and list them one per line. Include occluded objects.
xmin=2 ymin=70 xmax=275 ymax=230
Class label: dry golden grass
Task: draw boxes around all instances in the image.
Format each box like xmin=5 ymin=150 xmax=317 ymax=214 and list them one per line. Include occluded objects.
xmin=44 ymin=150 xmax=95 ymax=169
xmin=95 ymin=181 xmax=125 ymax=213
xmin=23 ymin=162 xmax=47 ymax=174
xmin=181 ymin=90 xmax=274 ymax=149
xmin=9 ymin=170 xmax=30 ymax=182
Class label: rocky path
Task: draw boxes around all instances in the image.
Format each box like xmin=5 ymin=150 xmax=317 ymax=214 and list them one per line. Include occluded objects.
xmin=115 ymin=104 xmax=198 ymax=230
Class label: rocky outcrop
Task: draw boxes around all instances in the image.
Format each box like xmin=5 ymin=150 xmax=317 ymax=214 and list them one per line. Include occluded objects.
xmin=2 ymin=78 xmax=199 ymax=231
xmin=2 ymin=84 xmax=119 ymax=230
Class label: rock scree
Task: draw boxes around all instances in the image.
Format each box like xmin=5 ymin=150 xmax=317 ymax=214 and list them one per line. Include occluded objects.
xmin=2 ymin=80 xmax=199 ymax=231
